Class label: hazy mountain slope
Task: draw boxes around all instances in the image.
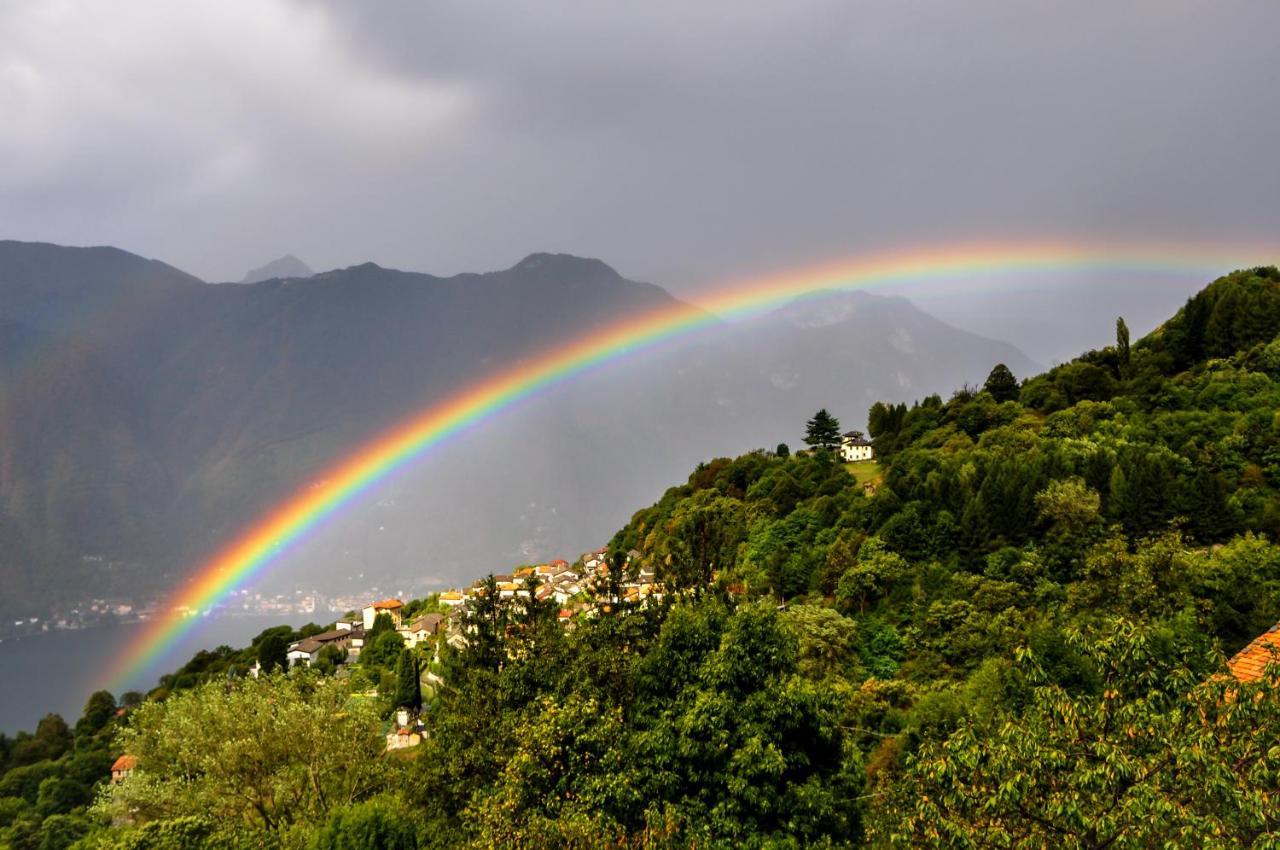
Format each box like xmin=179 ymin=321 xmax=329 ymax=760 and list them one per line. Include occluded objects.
xmin=0 ymin=240 xmax=202 ymax=333
xmin=0 ymin=242 xmax=1038 ymax=609
xmin=240 ymin=254 xmax=313 ymax=283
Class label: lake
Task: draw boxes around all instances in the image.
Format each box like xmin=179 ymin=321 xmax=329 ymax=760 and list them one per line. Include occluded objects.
xmin=0 ymin=614 xmax=336 ymax=734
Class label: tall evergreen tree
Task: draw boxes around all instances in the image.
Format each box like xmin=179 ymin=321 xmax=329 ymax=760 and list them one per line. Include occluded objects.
xmin=368 ymin=612 xmax=395 ymax=637
xmin=1116 ymin=316 xmax=1131 ymax=371
xmin=803 ymin=409 xmax=842 ymax=451
xmin=393 ymin=649 xmax=422 ymax=714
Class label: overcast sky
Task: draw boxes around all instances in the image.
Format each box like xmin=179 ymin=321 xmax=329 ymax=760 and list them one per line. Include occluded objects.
xmin=2 ymin=1 xmax=1277 ymax=291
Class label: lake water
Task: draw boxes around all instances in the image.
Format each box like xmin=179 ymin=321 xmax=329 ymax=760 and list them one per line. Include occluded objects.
xmin=0 ymin=614 xmax=335 ymax=734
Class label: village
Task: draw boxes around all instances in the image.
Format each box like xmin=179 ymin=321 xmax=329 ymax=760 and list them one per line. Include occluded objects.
xmin=260 ymin=545 xmax=663 ymax=751
xmin=267 ymin=431 xmax=879 ymax=750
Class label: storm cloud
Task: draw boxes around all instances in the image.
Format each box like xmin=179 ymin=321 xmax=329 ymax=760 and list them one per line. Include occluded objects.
xmin=2 ymin=1 xmax=1278 ymax=291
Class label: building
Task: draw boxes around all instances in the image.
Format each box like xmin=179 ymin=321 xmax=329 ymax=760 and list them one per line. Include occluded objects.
xmin=287 ymin=637 xmax=325 ymax=667
xmin=110 ymin=754 xmax=137 ymax=784
xmin=401 ymin=612 xmax=444 ymax=649
xmin=386 ymin=727 xmax=422 ymax=751
xmin=362 ymin=598 xmax=404 ymax=631
xmin=1228 ymin=622 xmax=1280 ymax=683
xmin=840 ymin=431 xmax=874 ymax=463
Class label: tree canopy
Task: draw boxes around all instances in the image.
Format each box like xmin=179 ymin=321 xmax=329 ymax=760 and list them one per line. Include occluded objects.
xmin=804 ymin=408 xmax=842 ymax=451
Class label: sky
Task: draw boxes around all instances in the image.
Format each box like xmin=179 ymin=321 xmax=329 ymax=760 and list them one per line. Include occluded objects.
xmin=1 ymin=1 xmax=1278 ymax=295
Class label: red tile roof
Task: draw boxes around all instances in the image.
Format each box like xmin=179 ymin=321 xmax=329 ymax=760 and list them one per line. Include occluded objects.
xmin=370 ymin=598 xmax=403 ymax=609
xmin=1228 ymin=623 xmax=1280 ymax=683
xmin=112 ymin=754 xmax=138 ymax=772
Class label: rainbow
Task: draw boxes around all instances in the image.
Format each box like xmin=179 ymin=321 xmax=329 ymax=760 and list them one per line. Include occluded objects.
xmin=103 ymin=239 xmax=1274 ymax=690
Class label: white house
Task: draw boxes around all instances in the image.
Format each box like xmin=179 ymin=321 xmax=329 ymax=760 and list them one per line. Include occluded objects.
xmin=840 ymin=431 xmax=874 ymax=463
xmin=287 ymin=637 xmax=324 ymax=667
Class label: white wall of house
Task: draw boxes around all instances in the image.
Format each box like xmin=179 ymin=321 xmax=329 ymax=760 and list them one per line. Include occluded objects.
xmin=840 ymin=442 xmax=874 ymax=462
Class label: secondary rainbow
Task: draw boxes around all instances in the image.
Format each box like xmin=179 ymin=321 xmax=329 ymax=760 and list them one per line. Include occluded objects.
xmin=103 ymin=238 xmax=1273 ymax=689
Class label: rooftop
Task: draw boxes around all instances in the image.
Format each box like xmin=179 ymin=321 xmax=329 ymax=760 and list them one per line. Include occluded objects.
xmin=1228 ymin=623 xmax=1280 ymax=683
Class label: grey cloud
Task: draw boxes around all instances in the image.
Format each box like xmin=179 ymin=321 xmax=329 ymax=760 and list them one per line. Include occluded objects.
xmin=1 ymin=0 xmax=1277 ymax=289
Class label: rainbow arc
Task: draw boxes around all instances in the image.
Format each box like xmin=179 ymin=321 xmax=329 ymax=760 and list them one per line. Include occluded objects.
xmin=103 ymin=239 xmax=1274 ymax=690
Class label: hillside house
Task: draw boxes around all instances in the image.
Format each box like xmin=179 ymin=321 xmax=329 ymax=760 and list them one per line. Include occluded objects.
xmin=840 ymin=431 xmax=874 ymax=463
xmin=1228 ymin=622 xmax=1280 ymax=683
xmin=362 ymin=598 xmax=404 ymax=631
xmin=287 ymin=637 xmax=325 ymax=667
xmin=386 ymin=726 xmax=422 ymax=751
xmin=401 ymin=612 xmax=444 ymax=649
xmin=111 ymin=754 xmax=137 ymax=784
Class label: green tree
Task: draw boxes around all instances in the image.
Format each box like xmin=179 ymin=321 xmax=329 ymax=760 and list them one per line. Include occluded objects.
xmin=312 ymin=795 xmax=423 ymax=850
xmin=76 ymin=690 xmax=117 ymax=739
xmin=255 ymin=634 xmax=287 ymax=675
xmin=1034 ymin=477 xmax=1101 ymax=537
xmin=35 ymin=775 xmax=91 ymax=818
xmin=1116 ymin=315 xmax=1131 ymax=371
xmin=392 ymin=649 xmax=421 ymax=714
xmin=803 ymin=408 xmax=842 ymax=452
xmin=870 ymin=621 xmax=1280 ymax=849
xmin=982 ymin=362 xmax=1019 ymax=402
xmin=658 ymin=493 xmax=746 ymax=595
xmin=368 ymin=612 xmax=396 ymax=638
xmin=101 ymin=676 xmax=392 ymax=836
xmin=775 ymin=442 xmax=790 ymax=458
xmin=361 ymin=630 xmax=405 ymax=670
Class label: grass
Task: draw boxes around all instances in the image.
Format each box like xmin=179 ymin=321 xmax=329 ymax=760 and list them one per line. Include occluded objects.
xmin=843 ymin=460 xmax=883 ymax=489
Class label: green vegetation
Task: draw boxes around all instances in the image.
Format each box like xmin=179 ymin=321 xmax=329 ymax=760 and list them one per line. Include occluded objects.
xmin=5 ymin=267 xmax=1280 ymax=848
xmin=843 ymin=459 xmax=882 ymax=489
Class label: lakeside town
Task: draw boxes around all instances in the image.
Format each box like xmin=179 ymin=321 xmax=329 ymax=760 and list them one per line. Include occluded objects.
xmin=3 ymin=432 xmax=878 ymax=641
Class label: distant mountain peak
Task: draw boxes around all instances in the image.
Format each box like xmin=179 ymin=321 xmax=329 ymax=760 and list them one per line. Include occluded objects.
xmin=510 ymin=253 xmax=622 ymax=280
xmin=241 ymin=254 xmax=313 ymax=283
xmin=767 ymin=289 xmax=894 ymax=328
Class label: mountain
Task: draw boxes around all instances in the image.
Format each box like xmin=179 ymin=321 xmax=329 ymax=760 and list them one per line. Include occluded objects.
xmin=240 ymin=254 xmax=314 ymax=283
xmin=0 ymin=241 xmax=1037 ymax=613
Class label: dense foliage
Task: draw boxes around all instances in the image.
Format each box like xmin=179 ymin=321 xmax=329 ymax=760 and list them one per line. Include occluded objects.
xmin=4 ymin=267 xmax=1280 ymax=848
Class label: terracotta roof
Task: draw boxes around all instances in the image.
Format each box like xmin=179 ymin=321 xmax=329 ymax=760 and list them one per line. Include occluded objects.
xmin=1228 ymin=623 xmax=1280 ymax=683
xmin=550 ymin=559 xmax=570 ymax=569
xmin=369 ymin=598 xmax=403 ymax=609
xmin=112 ymin=754 xmax=138 ymax=772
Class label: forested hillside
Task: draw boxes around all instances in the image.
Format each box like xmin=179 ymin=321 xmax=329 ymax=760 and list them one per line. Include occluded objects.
xmin=8 ymin=266 xmax=1280 ymax=849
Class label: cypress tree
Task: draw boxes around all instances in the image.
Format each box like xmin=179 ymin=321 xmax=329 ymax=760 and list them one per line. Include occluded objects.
xmin=393 ymin=649 xmax=422 ymax=714
xmin=1116 ymin=317 xmax=1131 ymax=371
